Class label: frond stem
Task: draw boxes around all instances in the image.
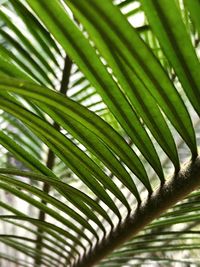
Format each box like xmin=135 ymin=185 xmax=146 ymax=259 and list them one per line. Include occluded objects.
xmin=73 ymin=156 xmax=200 ymax=267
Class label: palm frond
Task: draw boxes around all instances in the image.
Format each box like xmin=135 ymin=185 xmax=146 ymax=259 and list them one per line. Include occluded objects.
xmin=0 ymin=0 xmax=199 ymax=267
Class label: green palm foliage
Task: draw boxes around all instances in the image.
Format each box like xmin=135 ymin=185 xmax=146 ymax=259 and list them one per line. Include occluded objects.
xmin=0 ymin=0 xmax=199 ymax=266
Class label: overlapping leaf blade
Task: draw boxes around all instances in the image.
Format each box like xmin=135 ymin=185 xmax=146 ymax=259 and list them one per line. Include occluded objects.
xmin=67 ymin=0 xmax=196 ymax=157
xmin=25 ymin=0 xmax=165 ymax=181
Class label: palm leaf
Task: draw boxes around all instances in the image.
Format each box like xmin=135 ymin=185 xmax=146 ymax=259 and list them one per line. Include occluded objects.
xmin=0 ymin=0 xmax=199 ymax=266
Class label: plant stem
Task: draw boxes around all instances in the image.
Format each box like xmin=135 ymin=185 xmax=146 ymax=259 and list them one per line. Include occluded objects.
xmin=73 ymin=156 xmax=200 ymax=267
xmin=34 ymin=55 xmax=72 ymax=267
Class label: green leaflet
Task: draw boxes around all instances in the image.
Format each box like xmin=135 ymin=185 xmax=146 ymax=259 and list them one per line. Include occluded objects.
xmin=0 ymin=201 xmax=24 ymax=216
xmin=141 ymin=0 xmax=200 ymax=119
xmin=3 ymin=130 xmax=40 ymax=158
